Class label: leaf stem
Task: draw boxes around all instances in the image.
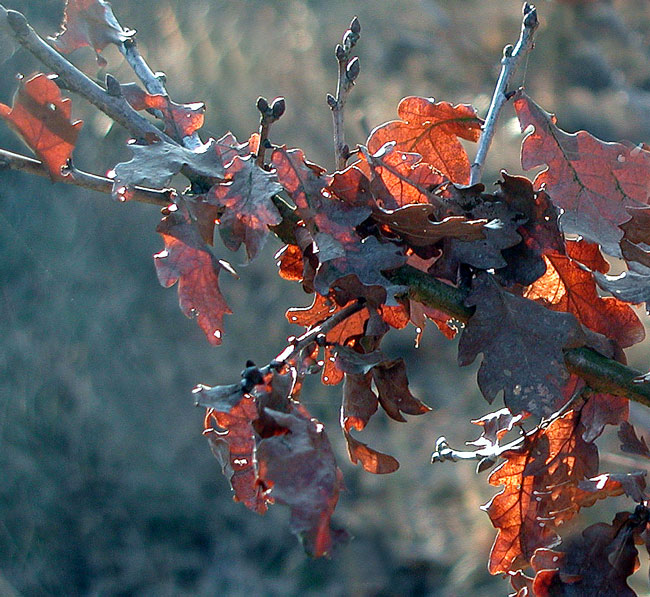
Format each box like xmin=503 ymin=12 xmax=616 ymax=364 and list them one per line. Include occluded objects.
xmin=0 ymin=147 xmax=172 ymax=207
xmin=469 ymin=3 xmax=538 ymax=185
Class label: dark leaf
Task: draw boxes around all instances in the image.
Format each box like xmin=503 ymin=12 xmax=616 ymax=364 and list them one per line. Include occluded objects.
xmin=51 ymin=0 xmax=134 ymax=66
xmin=619 ymin=421 xmax=650 ymax=460
xmin=208 ymin=155 xmax=283 ymax=260
xmin=595 ymin=261 xmax=650 ymax=315
xmin=372 ymin=358 xmax=430 ymax=422
xmin=341 ymin=372 xmax=378 ymax=431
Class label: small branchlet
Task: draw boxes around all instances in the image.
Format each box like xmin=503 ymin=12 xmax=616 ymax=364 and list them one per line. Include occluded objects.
xmin=255 ymin=95 xmax=286 ymax=166
xmin=329 ymin=16 xmax=361 ymax=170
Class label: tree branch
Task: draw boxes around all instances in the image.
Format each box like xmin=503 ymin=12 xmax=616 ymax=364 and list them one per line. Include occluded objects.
xmin=0 ymin=147 xmax=172 ymax=207
xmin=3 ymin=8 xmax=175 ymax=145
xmin=469 ymin=3 xmax=538 ymax=185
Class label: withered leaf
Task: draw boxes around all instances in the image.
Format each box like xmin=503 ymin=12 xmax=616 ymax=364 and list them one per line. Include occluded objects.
xmin=484 ymin=410 xmax=598 ymax=574
xmin=372 ymin=205 xmax=486 ymax=247
xmin=110 ymin=137 xmax=226 ymax=193
xmin=524 ymin=240 xmax=645 ymax=348
xmin=367 ymin=96 xmax=482 ymax=184
xmin=618 ymin=421 xmax=650 ymax=460
xmin=343 ymin=431 xmax=400 ymax=474
xmin=515 ymin=90 xmax=650 ymax=253
xmin=0 ymin=73 xmax=83 ymax=179
xmin=341 ymin=372 xmax=378 ymax=432
xmin=531 ymin=508 xmax=649 ymax=596
xmin=595 ymin=261 xmax=650 ymax=315
xmin=458 ymin=273 xmax=583 ymax=416
xmin=256 ymin=409 xmax=347 ymax=557
xmin=271 ymin=146 xmax=330 ymax=217
xmin=154 ymin=209 xmax=232 ymax=345
xmin=372 ymin=358 xmax=430 ymax=422
xmin=51 ymin=0 xmax=134 ymax=66
xmin=208 ymin=155 xmax=283 ymax=260
xmin=620 ymin=206 xmax=650 ymax=268
xmin=120 ymin=83 xmax=205 ymax=140
xmin=333 ymin=346 xmax=385 ymax=375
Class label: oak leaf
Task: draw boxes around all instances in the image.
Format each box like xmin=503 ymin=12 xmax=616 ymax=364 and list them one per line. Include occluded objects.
xmin=208 ymin=155 xmax=283 ymax=260
xmin=367 ymin=96 xmax=482 ymax=184
xmin=0 ymin=73 xmax=83 ymax=180
xmin=514 ymin=90 xmax=650 ymax=253
xmin=154 ymin=209 xmax=233 ymax=345
xmin=51 ymin=0 xmax=134 ymax=66
xmin=618 ymin=421 xmax=650 ymax=460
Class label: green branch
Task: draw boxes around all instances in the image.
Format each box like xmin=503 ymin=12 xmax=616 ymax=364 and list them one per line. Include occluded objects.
xmin=386 ymin=265 xmax=650 ymax=409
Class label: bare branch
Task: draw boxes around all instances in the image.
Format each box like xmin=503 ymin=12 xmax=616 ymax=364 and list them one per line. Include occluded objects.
xmin=255 ymin=96 xmax=285 ymax=167
xmin=328 ymin=16 xmax=361 ymax=171
xmin=3 ymin=9 xmax=175 ymax=145
xmin=469 ymin=3 xmax=538 ymax=185
xmin=0 ymin=147 xmax=172 ymax=207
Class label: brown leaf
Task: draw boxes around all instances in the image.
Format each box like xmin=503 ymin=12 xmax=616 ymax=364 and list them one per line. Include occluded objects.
xmin=51 ymin=0 xmax=134 ymax=66
xmin=458 ymin=273 xmax=584 ymax=417
xmin=619 ymin=421 xmax=650 ymax=460
xmin=256 ymin=409 xmax=348 ymax=557
xmin=0 ymin=73 xmax=83 ymax=179
xmin=524 ymin=240 xmax=645 ymax=348
xmin=154 ymin=209 xmax=232 ymax=345
xmin=275 ymin=244 xmax=304 ymax=281
xmin=620 ymin=206 xmax=650 ymax=268
xmin=208 ymin=155 xmax=283 ymax=260
xmin=367 ymin=96 xmax=482 ymax=184
xmin=484 ymin=410 xmax=598 ymax=574
xmin=271 ymin=147 xmax=330 ymax=217
xmin=372 ymin=358 xmax=430 ymax=422
xmin=373 ymin=205 xmax=486 ymax=247
xmin=120 ymin=83 xmax=205 ymax=140
xmin=341 ymin=372 xmax=378 ymax=431
xmin=531 ymin=508 xmax=649 ymax=596
xmin=514 ymin=90 xmax=650 ymax=252
xmin=343 ymin=431 xmax=399 ymax=474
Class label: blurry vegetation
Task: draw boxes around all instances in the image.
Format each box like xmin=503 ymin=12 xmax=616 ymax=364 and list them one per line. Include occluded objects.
xmin=1 ymin=0 xmax=649 ymax=595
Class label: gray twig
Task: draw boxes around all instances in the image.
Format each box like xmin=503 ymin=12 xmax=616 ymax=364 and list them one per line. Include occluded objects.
xmin=255 ymin=96 xmax=285 ymax=167
xmin=328 ymin=16 xmax=361 ymax=171
xmin=469 ymin=3 xmax=538 ymax=185
xmin=0 ymin=147 xmax=172 ymax=207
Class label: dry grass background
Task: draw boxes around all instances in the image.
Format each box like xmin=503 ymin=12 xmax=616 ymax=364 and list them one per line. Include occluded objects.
xmin=1 ymin=1 xmax=650 ymax=595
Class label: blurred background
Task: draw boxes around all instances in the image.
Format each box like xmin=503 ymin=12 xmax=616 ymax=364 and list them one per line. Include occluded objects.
xmin=1 ymin=0 xmax=650 ymax=595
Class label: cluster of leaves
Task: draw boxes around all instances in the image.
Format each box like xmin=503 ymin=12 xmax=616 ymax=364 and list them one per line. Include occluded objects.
xmin=2 ymin=1 xmax=650 ymax=593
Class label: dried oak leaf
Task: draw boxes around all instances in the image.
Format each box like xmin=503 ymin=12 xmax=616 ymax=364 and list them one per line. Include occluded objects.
xmin=110 ymin=137 xmax=226 ymax=193
xmin=342 ymin=372 xmax=378 ymax=432
xmin=357 ymin=146 xmax=447 ymax=208
xmin=484 ymin=410 xmax=598 ymax=574
xmin=620 ymin=206 xmax=650 ymax=268
xmin=202 ymin=395 xmax=268 ymax=514
xmin=271 ymin=147 xmax=330 ymax=217
xmin=372 ymin=358 xmax=431 ymax=422
xmin=618 ymin=421 xmax=650 ymax=460
xmin=531 ymin=508 xmax=650 ymax=597
xmin=256 ymin=408 xmax=348 ymax=557
xmin=51 ymin=0 xmax=134 ymax=66
xmin=343 ymin=431 xmax=400 ymax=474
xmin=595 ymin=260 xmax=650 ymax=315
xmin=208 ymin=155 xmax=283 ymax=260
xmin=0 ymin=73 xmax=83 ymax=179
xmin=154 ymin=209 xmax=232 ymax=345
xmin=524 ymin=239 xmax=645 ymax=348
xmin=514 ymin=90 xmax=650 ymax=253
xmin=119 ymin=83 xmax=205 ymax=140
xmin=372 ymin=205 xmax=486 ymax=247
xmin=367 ymin=96 xmax=482 ymax=184
xmin=458 ymin=273 xmax=584 ymax=417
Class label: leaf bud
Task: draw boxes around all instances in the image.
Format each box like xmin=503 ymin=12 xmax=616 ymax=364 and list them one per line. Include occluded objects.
xmin=326 ymin=93 xmax=337 ymax=109
xmin=154 ymin=71 xmax=167 ymax=85
xmin=105 ymin=73 xmax=122 ymax=97
xmin=349 ymin=16 xmax=361 ymax=35
xmin=271 ymin=96 xmax=286 ymax=120
xmin=343 ymin=30 xmax=357 ymax=52
xmin=346 ymin=57 xmax=360 ymax=82
xmin=335 ymin=43 xmax=346 ymax=62
xmin=256 ymin=96 xmax=269 ymax=115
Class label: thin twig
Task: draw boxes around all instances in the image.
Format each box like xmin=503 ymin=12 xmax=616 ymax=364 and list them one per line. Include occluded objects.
xmin=3 ymin=9 xmax=175 ymax=145
xmin=0 ymin=147 xmax=172 ymax=207
xmin=328 ymin=17 xmax=361 ymax=171
xmin=255 ymin=96 xmax=285 ymax=167
xmin=469 ymin=3 xmax=538 ymax=185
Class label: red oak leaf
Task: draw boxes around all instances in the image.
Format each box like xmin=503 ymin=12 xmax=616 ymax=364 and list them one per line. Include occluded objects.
xmin=367 ymin=96 xmax=482 ymax=184
xmin=524 ymin=239 xmax=645 ymax=348
xmin=154 ymin=209 xmax=232 ymax=345
xmin=618 ymin=421 xmax=650 ymax=460
xmin=51 ymin=0 xmax=134 ymax=66
xmin=514 ymin=90 xmax=650 ymax=252
xmin=208 ymin=155 xmax=283 ymax=260
xmin=0 ymin=73 xmax=83 ymax=179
